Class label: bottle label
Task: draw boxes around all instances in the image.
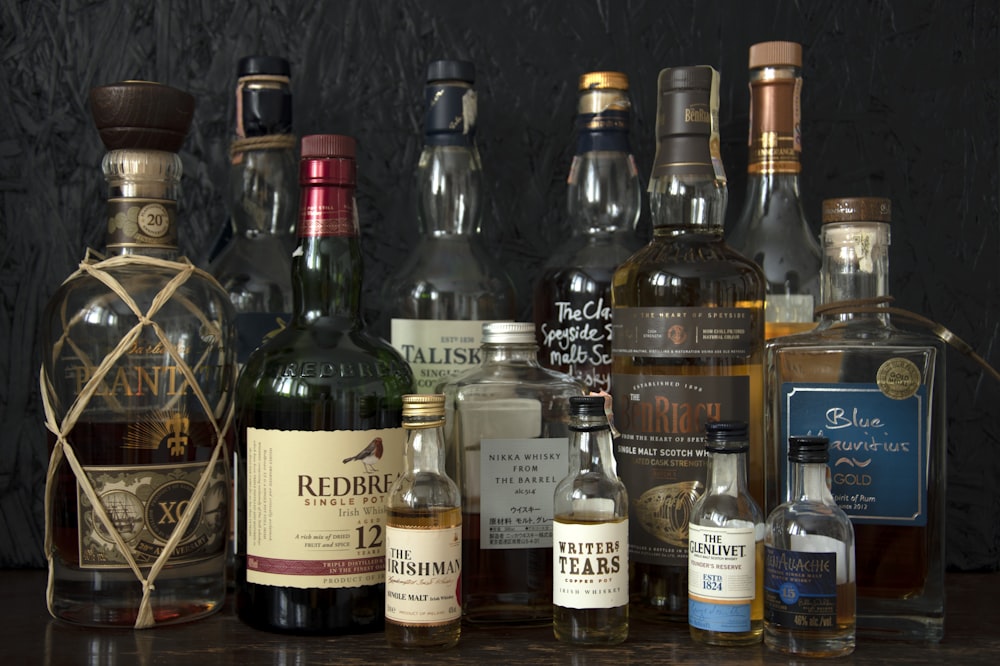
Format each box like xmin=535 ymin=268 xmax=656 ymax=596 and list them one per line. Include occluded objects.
xmin=234 ymin=312 xmax=289 ymax=364
xmin=553 ymin=519 xmax=629 ymax=609
xmin=424 ymin=83 xmax=476 ymax=146
xmin=536 ymin=294 xmax=613 ymax=392
xmin=612 ymin=306 xmax=756 ymax=357
xmin=688 ymin=524 xmax=757 ymax=632
xmin=576 ymin=109 xmax=630 ymax=153
xmin=478 ymin=437 xmax=567 ymax=549
xmin=390 ymin=319 xmax=491 ymax=393
xmin=611 ymin=373 xmax=752 ymax=567
xmin=106 ymin=198 xmax=178 ymax=249
xmin=747 ymin=75 xmax=802 ymax=174
xmin=779 ymin=382 xmax=928 ymax=525
xmin=77 ymin=459 xmax=228 ymax=568
xmin=764 ymin=544 xmax=842 ymax=631
xmin=244 ymin=426 xmax=405 ymax=588
xmin=385 ymin=524 xmax=462 ymax=625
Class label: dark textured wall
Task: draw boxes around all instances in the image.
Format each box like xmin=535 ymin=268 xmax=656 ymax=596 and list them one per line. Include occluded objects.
xmin=1 ymin=0 xmax=997 ymax=570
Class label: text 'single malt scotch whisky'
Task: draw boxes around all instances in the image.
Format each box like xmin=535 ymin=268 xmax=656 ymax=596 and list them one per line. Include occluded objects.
xmin=41 ymin=81 xmax=238 ymax=627
xmin=235 ymin=135 xmax=414 ymax=635
xmin=766 ymin=197 xmax=945 ymax=641
xmin=611 ymin=66 xmax=766 ymax=622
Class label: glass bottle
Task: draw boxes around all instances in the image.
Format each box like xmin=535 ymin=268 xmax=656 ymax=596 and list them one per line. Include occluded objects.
xmin=235 ymin=134 xmax=415 ymax=635
xmin=40 ymin=81 xmax=237 ymax=627
xmin=439 ymin=321 xmax=586 ymax=625
xmin=610 ymin=66 xmax=766 ymax=623
xmin=552 ymin=395 xmax=629 ymax=645
xmin=532 ymin=71 xmax=641 ymax=393
xmin=209 ymin=55 xmax=297 ymax=364
xmin=688 ymin=420 xmax=765 ymax=645
xmin=764 ymin=435 xmax=856 ymax=657
xmin=382 ymin=59 xmax=516 ymax=392
xmin=766 ymin=197 xmax=946 ymax=641
xmin=728 ymin=41 xmax=821 ymax=340
xmin=385 ymin=394 xmax=462 ymax=649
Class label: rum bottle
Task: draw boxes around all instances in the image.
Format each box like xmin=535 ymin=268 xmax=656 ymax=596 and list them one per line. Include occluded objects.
xmin=611 ymin=66 xmax=766 ymax=622
xmin=764 ymin=435 xmax=856 ymax=657
xmin=553 ymin=395 xmax=629 ymax=645
xmin=235 ymin=135 xmax=414 ymax=634
xmin=532 ymin=71 xmax=641 ymax=393
xmin=766 ymin=197 xmax=946 ymax=641
xmin=727 ymin=41 xmax=821 ymax=339
xmin=385 ymin=394 xmax=462 ymax=649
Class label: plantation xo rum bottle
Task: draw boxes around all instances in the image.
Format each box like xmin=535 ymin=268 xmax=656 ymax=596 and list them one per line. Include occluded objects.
xmin=235 ymin=135 xmax=414 ymax=634
xmin=532 ymin=71 xmax=641 ymax=392
xmin=439 ymin=322 xmax=585 ymax=625
xmin=385 ymin=394 xmax=462 ymax=649
xmin=40 ymin=81 xmax=237 ymax=627
xmin=728 ymin=41 xmax=821 ymax=339
xmin=766 ymin=197 xmax=945 ymax=641
xmin=611 ymin=66 xmax=766 ymax=622
xmin=383 ymin=60 xmax=516 ymax=391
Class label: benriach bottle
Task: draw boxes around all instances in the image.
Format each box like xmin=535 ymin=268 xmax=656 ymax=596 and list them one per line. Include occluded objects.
xmin=764 ymin=436 xmax=856 ymax=657
xmin=688 ymin=420 xmax=764 ymax=645
xmin=383 ymin=60 xmax=516 ymax=391
xmin=235 ymin=135 xmax=414 ymax=634
xmin=610 ymin=66 xmax=766 ymax=622
xmin=728 ymin=41 xmax=821 ymax=339
xmin=532 ymin=71 xmax=641 ymax=392
xmin=385 ymin=394 xmax=462 ymax=649
xmin=40 ymin=81 xmax=237 ymax=627
xmin=553 ymin=395 xmax=629 ymax=645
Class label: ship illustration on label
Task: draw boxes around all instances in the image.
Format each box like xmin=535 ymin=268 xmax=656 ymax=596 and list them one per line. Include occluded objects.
xmin=634 ymin=480 xmax=703 ymax=547
xmin=342 ymin=436 xmax=384 ymax=473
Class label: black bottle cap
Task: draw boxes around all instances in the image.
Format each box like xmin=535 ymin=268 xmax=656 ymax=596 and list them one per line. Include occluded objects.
xmin=704 ymin=420 xmax=749 ymax=453
xmin=570 ymin=395 xmax=607 ymax=418
xmin=788 ymin=436 xmax=829 ymax=463
xmin=236 ymin=55 xmax=292 ymax=137
xmin=238 ymin=55 xmax=291 ymax=77
xmin=650 ymin=65 xmax=719 ymax=180
xmin=427 ymin=59 xmax=475 ymax=83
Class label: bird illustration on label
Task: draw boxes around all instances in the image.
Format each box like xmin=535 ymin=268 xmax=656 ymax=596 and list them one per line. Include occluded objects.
xmin=342 ymin=437 xmax=384 ymax=473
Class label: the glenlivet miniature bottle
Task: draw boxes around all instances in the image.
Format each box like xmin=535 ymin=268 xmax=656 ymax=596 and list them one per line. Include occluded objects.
xmin=235 ymin=135 xmax=414 ymax=635
xmin=532 ymin=71 xmax=641 ymax=393
xmin=764 ymin=436 xmax=856 ymax=657
xmin=40 ymin=81 xmax=237 ymax=627
xmin=611 ymin=66 xmax=766 ymax=622
xmin=553 ymin=395 xmax=629 ymax=645
xmin=688 ymin=420 xmax=764 ymax=645
xmin=385 ymin=394 xmax=462 ymax=649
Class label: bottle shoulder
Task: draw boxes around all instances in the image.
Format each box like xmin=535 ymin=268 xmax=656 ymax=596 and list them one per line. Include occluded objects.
xmin=440 ymin=363 xmax=586 ymax=398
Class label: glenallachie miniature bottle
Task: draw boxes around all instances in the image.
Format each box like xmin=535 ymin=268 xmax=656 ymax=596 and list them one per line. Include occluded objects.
xmin=439 ymin=322 xmax=585 ymax=625
xmin=766 ymin=197 xmax=946 ymax=641
xmin=532 ymin=71 xmax=641 ymax=393
xmin=688 ymin=420 xmax=765 ymax=645
xmin=40 ymin=81 xmax=237 ymax=627
xmin=764 ymin=436 xmax=856 ymax=657
xmin=235 ymin=135 xmax=414 ymax=634
xmin=385 ymin=394 xmax=462 ymax=649
xmin=553 ymin=395 xmax=629 ymax=645
xmin=209 ymin=56 xmax=297 ymax=363
xmin=611 ymin=66 xmax=766 ymax=622
xmin=383 ymin=60 xmax=516 ymax=391
xmin=728 ymin=41 xmax=821 ymax=339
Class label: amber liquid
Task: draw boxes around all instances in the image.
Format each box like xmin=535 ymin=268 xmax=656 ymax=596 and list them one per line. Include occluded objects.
xmin=765 ymin=581 xmax=856 ymax=657
xmin=765 ymin=320 xmax=817 ymax=340
xmin=385 ymin=506 xmax=462 ymax=649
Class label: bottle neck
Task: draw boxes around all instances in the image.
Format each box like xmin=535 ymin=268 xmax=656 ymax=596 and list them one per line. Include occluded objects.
xmin=819 ymin=221 xmax=891 ymax=324
xmin=746 ymin=65 xmax=802 ymax=177
xmin=705 ymin=449 xmax=750 ymax=497
xmin=649 ymin=176 xmax=727 ymax=234
xmin=481 ymin=342 xmax=540 ymax=365
xmin=403 ymin=419 xmax=447 ymax=474
xmin=103 ymin=149 xmax=181 ymax=258
xmin=567 ymin=419 xmax=615 ymax=477
xmin=416 ymin=144 xmax=482 ymax=237
xmin=789 ymin=460 xmax=834 ymax=504
xmin=229 ymin=147 xmax=298 ymax=238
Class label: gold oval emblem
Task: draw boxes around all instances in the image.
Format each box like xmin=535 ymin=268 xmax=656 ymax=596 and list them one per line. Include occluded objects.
xmin=876 ymin=358 xmax=921 ymax=400
xmin=634 ymin=481 xmax=703 ymax=547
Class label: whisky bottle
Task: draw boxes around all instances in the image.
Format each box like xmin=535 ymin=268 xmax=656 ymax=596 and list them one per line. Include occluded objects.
xmin=765 ymin=197 xmax=945 ymax=641
xmin=40 ymin=81 xmax=237 ymax=627
xmin=688 ymin=420 xmax=764 ymax=645
xmin=553 ymin=395 xmax=629 ymax=645
xmin=209 ymin=55 xmax=297 ymax=363
xmin=385 ymin=394 xmax=462 ymax=649
xmin=382 ymin=60 xmax=516 ymax=392
xmin=727 ymin=41 xmax=821 ymax=339
xmin=532 ymin=71 xmax=641 ymax=393
xmin=764 ymin=436 xmax=856 ymax=657
xmin=611 ymin=66 xmax=766 ymax=622
xmin=438 ymin=322 xmax=586 ymax=625
xmin=235 ymin=134 xmax=415 ymax=634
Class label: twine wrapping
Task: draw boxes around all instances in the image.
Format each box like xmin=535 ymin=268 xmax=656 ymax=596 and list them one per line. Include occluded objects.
xmin=229 ymin=134 xmax=296 ymax=162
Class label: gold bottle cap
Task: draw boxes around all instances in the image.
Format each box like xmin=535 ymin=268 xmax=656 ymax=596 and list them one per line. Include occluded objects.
xmin=822 ymin=197 xmax=892 ymax=223
xmin=748 ymin=41 xmax=802 ymax=69
xmin=579 ymin=71 xmax=629 ymax=91
xmin=402 ymin=393 xmax=446 ymax=418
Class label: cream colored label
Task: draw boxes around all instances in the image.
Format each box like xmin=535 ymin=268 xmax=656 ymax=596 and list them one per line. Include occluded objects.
xmin=390 ymin=319 xmax=495 ymax=393
xmin=385 ymin=525 xmax=462 ymax=625
xmin=688 ymin=524 xmax=756 ymax=601
xmin=877 ymin=357 xmax=921 ymax=400
xmin=245 ymin=426 xmax=405 ymax=588
xmin=552 ymin=519 xmax=629 ymax=609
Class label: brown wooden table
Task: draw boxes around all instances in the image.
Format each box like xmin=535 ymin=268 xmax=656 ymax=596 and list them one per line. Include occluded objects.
xmin=3 ymin=569 xmax=997 ymax=664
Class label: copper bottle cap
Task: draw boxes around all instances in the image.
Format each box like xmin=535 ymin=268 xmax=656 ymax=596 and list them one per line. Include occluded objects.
xmin=579 ymin=71 xmax=629 ymax=91
xmin=748 ymin=41 xmax=803 ymax=69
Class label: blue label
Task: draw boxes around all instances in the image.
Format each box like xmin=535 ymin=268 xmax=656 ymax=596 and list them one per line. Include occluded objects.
xmin=689 ymin=597 xmax=751 ymax=632
xmin=764 ymin=546 xmax=838 ymax=630
xmin=780 ymin=383 xmax=927 ymax=525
